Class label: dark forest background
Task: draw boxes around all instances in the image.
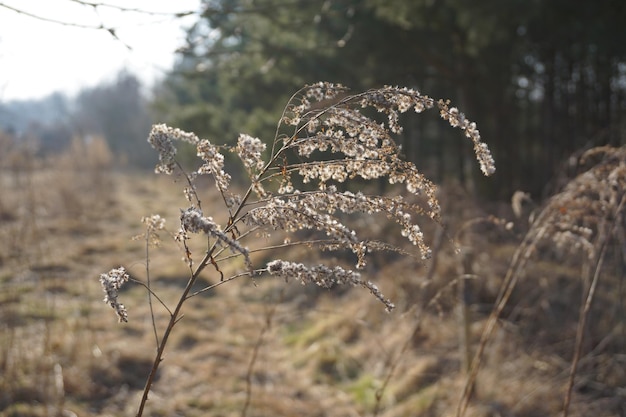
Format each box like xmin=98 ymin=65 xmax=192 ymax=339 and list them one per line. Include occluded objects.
xmin=2 ymin=0 xmax=626 ymax=201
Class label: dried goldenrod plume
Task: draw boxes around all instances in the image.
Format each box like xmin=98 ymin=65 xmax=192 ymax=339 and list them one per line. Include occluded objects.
xmin=100 ymin=82 xmax=496 ymax=417
xmin=522 ymin=145 xmax=626 ymax=261
xmin=99 ymin=267 xmax=130 ymax=323
xmin=458 ymin=145 xmax=626 ymax=417
xmin=144 ymin=82 xmax=495 ymax=271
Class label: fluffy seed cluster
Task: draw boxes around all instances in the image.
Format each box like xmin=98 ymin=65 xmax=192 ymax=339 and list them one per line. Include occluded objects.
xmin=147 ymin=124 xmax=232 ymax=195
xmin=244 ymin=196 xmax=366 ymax=262
xmin=99 ymin=267 xmax=130 ymax=322
xmin=197 ymin=139 xmax=231 ymax=191
xmin=148 ymin=124 xmax=201 ymax=175
xmin=178 ymin=207 xmax=251 ymax=268
xmin=522 ymin=145 xmax=626 ymax=261
xmin=236 ymin=133 xmax=267 ymax=171
xmin=142 ymin=214 xmax=166 ymax=231
xmin=282 ymin=82 xmax=349 ymax=125
xmin=273 ymin=84 xmax=495 ymax=235
xmin=438 ymin=101 xmax=496 ymax=176
xmin=248 ymin=188 xmax=432 ymax=260
xmin=266 ymin=260 xmax=394 ymax=311
xmin=284 ymin=85 xmax=495 ymax=178
xmin=147 ymin=124 xmax=179 ymax=174
xmin=141 ymin=214 xmax=166 ymax=246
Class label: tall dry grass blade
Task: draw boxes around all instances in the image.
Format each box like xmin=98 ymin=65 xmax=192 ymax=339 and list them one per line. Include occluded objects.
xmin=563 ymin=195 xmax=625 ymax=417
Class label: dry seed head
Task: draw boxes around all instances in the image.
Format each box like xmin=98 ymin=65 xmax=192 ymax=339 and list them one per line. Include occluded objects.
xmin=99 ymin=267 xmax=130 ymax=322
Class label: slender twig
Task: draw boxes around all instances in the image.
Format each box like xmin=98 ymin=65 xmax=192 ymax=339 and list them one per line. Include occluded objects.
xmin=371 ymin=224 xmax=444 ymax=416
xmin=130 ymin=279 xmax=172 ymax=316
xmin=562 ymin=235 xmax=607 ymax=417
xmin=0 ymin=2 xmax=133 ymax=48
xmin=67 ymin=0 xmax=196 ymax=17
xmin=216 ymin=238 xmax=416 ymax=264
xmin=370 ymin=228 xmax=446 ymax=416
xmin=135 ymin=126 xmax=287 ymax=416
xmin=135 ymin=247 xmax=214 ymax=417
xmin=0 ymin=1 xmax=197 ymax=50
xmin=0 ymin=2 xmax=111 ymax=29
xmin=145 ymin=230 xmax=160 ymax=348
xmin=456 ymin=224 xmax=548 ymax=417
xmin=241 ymin=286 xmax=286 ymax=417
xmin=372 ymin=273 xmax=478 ymax=415
xmin=373 ymin=306 xmax=423 ymax=416
xmin=186 ymin=271 xmax=256 ymax=299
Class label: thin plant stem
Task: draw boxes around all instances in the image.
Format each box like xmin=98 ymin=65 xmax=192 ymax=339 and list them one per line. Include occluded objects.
xmin=145 ymin=231 xmax=160 ymax=349
xmin=562 ymin=236 xmax=607 ymax=417
xmin=135 ymin=237 xmax=222 ymax=417
xmin=562 ymin=195 xmax=624 ymax=417
xmin=186 ymin=271 xmax=256 ymax=299
xmin=373 ymin=307 xmax=423 ymax=416
xmin=135 ymin=139 xmax=284 ymax=416
xmin=241 ymin=286 xmax=286 ymax=417
xmin=130 ymin=279 xmax=172 ymax=316
xmin=456 ymin=224 xmax=548 ymax=417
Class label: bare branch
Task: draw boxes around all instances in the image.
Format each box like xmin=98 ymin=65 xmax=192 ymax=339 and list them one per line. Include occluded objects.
xmin=67 ymin=0 xmax=196 ymax=17
xmin=0 ymin=2 xmax=111 ymax=30
xmin=0 ymin=0 xmax=198 ymax=49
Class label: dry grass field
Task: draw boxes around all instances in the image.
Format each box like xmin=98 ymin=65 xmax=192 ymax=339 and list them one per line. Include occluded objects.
xmin=1 ymin=137 xmax=625 ymax=417
xmin=0 ymin=158 xmax=626 ymax=417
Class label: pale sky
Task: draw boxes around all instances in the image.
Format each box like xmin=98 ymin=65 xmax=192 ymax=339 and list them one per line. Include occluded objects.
xmin=0 ymin=0 xmax=201 ymax=101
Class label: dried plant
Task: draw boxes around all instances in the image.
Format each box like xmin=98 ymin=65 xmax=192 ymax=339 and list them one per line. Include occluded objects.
xmin=457 ymin=145 xmax=626 ymax=417
xmin=98 ymin=82 xmax=495 ymax=417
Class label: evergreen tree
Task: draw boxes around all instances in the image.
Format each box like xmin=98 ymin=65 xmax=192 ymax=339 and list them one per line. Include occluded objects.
xmin=155 ymin=0 xmax=626 ymax=198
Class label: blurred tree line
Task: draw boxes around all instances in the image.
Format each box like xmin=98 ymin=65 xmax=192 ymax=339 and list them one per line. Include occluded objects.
xmin=0 ymin=71 xmax=154 ymax=167
xmin=73 ymin=71 xmax=154 ymax=167
xmin=155 ymin=0 xmax=626 ymax=199
xmin=3 ymin=0 xmax=624 ymax=200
